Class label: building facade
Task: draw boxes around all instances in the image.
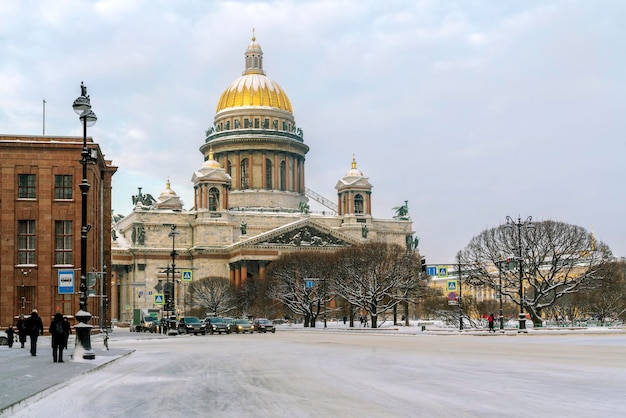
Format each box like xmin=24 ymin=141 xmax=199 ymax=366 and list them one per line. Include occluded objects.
xmin=0 ymin=135 xmax=117 ymax=328
xmin=111 ymin=36 xmax=415 ymax=323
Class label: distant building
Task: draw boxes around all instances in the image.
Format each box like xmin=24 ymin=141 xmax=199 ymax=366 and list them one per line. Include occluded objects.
xmin=0 ymin=135 xmax=116 ymax=327
xmin=111 ymin=36 xmax=415 ymax=322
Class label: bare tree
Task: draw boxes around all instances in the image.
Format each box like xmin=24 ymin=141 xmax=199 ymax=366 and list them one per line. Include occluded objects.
xmin=574 ymin=260 xmax=626 ymax=324
xmin=188 ymin=277 xmax=234 ymax=316
xmin=266 ymin=251 xmax=335 ymax=327
xmin=460 ymin=220 xmax=612 ymax=326
xmin=332 ymin=242 xmax=426 ymax=328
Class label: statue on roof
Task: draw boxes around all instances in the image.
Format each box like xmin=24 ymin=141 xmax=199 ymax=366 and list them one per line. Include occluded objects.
xmin=393 ymin=200 xmax=410 ymax=220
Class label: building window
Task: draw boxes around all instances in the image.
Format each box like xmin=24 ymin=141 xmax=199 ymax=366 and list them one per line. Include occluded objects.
xmin=280 ymin=161 xmax=286 ymax=191
xmin=354 ymin=194 xmax=364 ymax=214
xmin=240 ymin=158 xmax=249 ymax=189
xmin=244 ymin=118 xmax=250 ymax=128
xmin=282 ymin=121 xmax=287 ymax=131
xmin=254 ymin=56 xmax=258 ymax=68
xmin=209 ymin=187 xmax=219 ymax=211
xmin=54 ymin=175 xmax=73 ymax=200
xmin=54 ymin=220 xmax=73 ymax=265
xmin=225 ymin=120 xmax=230 ymax=130
xmin=227 ymin=160 xmax=232 ymax=177
xmin=18 ymin=220 xmax=36 ymax=264
xmin=18 ymin=174 xmax=36 ymax=199
xmin=254 ymin=118 xmax=259 ymax=128
xmin=263 ymin=119 xmax=269 ymax=129
xmin=265 ymin=159 xmax=273 ymax=189
xmin=234 ymin=119 xmax=240 ymax=129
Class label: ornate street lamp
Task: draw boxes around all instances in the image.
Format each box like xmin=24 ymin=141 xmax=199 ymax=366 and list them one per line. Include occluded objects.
xmin=169 ymin=225 xmax=179 ymax=319
xmin=505 ymin=215 xmax=534 ymax=332
xmin=72 ymin=82 xmax=97 ymax=360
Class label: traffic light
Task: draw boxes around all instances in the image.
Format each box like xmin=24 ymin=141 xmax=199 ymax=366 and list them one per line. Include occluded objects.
xmin=421 ymin=257 xmax=426 ymax=272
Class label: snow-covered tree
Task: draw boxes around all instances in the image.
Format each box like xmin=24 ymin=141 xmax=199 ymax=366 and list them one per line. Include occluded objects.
xmin=188 ymin=277 xmax=234 ymax=316
xmin=331 ymin=242 xmax=425 ymax=328
xmin=459 ymin=220 xmax=613 ymax=326
xmin=266 ymin=251 xmax=335 ymax=327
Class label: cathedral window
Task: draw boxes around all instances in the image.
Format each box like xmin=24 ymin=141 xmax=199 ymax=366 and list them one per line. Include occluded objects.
xmin=234 ymin=119 xmax=240 ymax=129
xmin=225 ymin=121 xmax=230 ymax=130
xmin=244 ymin=118 xmax=251 ymax=128
xmin=282 ymin=121 xmax=287 ymax=131
xmin=254 ymin=118 xmax=259 ymax=128
xmin=227 ymin=160 xmax=232 ymax=177
xmin=266 ymin=159 xmax=273 ymax=189
xmin=273 ymin=120 xmax=278 ymax=129
xmin=254 ymin=56 xmax=258 ymax=68
xmin=209 ymin=187 xmax=219 ymax=211
xmin=354 ymin=194 xmax=364 ymax=214
xmin=241 ymin=158 xmax=249 ymax=189
xmin=263 ymin=118 xmax=269 ymax=129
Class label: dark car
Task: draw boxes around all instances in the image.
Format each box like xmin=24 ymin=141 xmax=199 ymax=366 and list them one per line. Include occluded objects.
xmin=205 ymin=317 xmax=230 ymax=334
xmin=177 ymin=316 xmax=207 ymax=335
xmin=252 ymin=318 xmax=276 ymax=333
xmin=229 ymin=319 xmax=253 ymax=334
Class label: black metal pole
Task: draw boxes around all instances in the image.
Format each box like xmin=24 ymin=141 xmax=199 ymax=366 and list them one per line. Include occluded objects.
xmin=517 ymin=222 xmax=526 ymax=331
xmin=498 ymin=261 xmax=504 ymax=330
xmin=75 ymin=96 xmax=95 ymax=360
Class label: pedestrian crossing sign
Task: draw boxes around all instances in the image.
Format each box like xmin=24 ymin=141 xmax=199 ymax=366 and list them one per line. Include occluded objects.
xmin=438 ymin=266 xmax=448 ymax=278
xmin=182 ymin=270 xmax=192 ymax=282
xmin=447 ymin=280 xmax=457 ymax=292
xmin=154 ymin=294 xmax=165 ymax=305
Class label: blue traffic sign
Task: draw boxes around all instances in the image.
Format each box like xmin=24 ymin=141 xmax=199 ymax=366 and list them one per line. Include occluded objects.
xmin=426 ymin=266 xmax=437 ymax=276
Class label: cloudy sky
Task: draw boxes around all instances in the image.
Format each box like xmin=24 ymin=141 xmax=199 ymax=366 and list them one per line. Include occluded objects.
xmin=1 ymin=0 xmax=624 ymax=262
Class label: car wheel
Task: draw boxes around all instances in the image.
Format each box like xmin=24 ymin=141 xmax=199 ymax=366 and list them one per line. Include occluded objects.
xmin=272 ymin=329 xmax=276 ymax=333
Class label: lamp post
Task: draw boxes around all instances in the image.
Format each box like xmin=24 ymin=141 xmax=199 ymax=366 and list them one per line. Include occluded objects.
xmin=169 ymin=225 xmax=179 ymax=318
xmin=505 ymin=215 xmax=534 ymax=332
xmin=496 ymin=260 xmax=504 ymax=331
xmin=72 ymin=82 xmax=97 ymax=360
xmin=20 ymin=269 xmax=31 ymax=315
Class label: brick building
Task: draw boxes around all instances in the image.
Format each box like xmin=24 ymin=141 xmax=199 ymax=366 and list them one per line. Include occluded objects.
xmin=0 ymin=135 xmax=117 ymax=328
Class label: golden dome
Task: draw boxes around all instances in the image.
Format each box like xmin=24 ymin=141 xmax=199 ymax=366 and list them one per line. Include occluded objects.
xmin=202 ymin=146 xmax=221 ymax=169
xmin=216 ymin=75 xmax=292 ymax=113
xmin=215 ymin=33 xmax=293 ymax=114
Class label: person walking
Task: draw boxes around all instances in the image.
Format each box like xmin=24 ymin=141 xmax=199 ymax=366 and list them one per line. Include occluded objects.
xmin=488 ymin=313 xmax=495 ymax=333
xmin=25 ymin=309 xmax=44 ymax=356
xmin=50 ymin=313 xmax=66 ymax=362
xmin=63 ymin=317 xmax=72 ymax=349
xmin=16 ymin=314 xmax=27 ymax=348
xmin=5 ymin=324 xmax=15 ymax=348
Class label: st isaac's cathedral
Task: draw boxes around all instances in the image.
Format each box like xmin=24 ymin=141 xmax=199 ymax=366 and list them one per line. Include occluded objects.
xmin=111 ymin=35 xmax=415 ymax=323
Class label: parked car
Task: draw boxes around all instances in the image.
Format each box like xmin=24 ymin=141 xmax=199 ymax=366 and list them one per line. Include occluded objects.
xmin=229 ymin=319 xmax=253 ymax=334
xmin=252 ymin=318 xmax=276 ymax=333
xmin=177 ymin=316 xmax=207 ymax=335
xmin=205 ymin=317 xmax=230 ymax=334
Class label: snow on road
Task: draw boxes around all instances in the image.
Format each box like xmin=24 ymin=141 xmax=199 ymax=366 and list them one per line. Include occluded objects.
xmin=10 ymin=330 xmax=626 ymax=418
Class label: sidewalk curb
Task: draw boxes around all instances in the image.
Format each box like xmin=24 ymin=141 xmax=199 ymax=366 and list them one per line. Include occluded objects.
xmin=0 ymin=349 xmax=135 ymax=417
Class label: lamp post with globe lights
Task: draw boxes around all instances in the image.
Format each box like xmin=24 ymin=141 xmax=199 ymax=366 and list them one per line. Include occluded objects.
xmin=72 ymin=82 xmax=97 ymax=360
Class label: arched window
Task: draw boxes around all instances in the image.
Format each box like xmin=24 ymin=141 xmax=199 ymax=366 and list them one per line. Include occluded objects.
xmin=240 ymin=158 xmax=249 ymax=189
xmin=266 ymin=159 xmax=273 ymax=189
xmin=254 ymin=56 xmax=258 ymax=68
xmin=209 ymin=187 xmax=219 ymax=211
xmin=280 ymin=160 xmax=286 ymax=191
xmin=227 ymin=160 xmax=232 ymax=177
xmin=354 ymin=194 xmax=364 ymax=214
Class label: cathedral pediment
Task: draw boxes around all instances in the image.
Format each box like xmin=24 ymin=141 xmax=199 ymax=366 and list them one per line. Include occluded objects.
xmin=237 ymin=219 xmax=358 ymax=249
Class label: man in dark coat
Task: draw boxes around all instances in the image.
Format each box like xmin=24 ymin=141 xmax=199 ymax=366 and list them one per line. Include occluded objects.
xmin=49 ymin=313 xmax=67 ymax=362
xmin=16 ymin=314 xmax=27 ymax=348
xmin=5 ymin=324 xmax=15 ymax=348
xmin=25 ymin=309 xmax=44 ymax=356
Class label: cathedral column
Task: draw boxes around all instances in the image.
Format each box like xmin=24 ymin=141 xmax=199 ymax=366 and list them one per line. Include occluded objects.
xmin=261 ymin=153 xmax=267 ymax=189
xmin=259 ymin=261 xmax=267 ymax=281
xmin=240 ymin=261 xmax=247 ymax=287
xmin=273 ymin=153 xmax=279 ymax=191
xmin=234 ymin=154 xmax=241 ymax=190
xmin=234 ymin=264 xmax=241 ymax=287
xmin=229 ymin=264 xmax=235 ymax=285
xmin=248 ymin=152 xmax=254 ymax=188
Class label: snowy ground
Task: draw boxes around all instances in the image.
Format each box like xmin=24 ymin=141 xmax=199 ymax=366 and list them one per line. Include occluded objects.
xmin=6 ymin=326 xmax=626 ymax=418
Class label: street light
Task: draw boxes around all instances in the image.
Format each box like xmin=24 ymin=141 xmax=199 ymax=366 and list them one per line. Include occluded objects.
xmin=72 ymin=82 xmax=97 ymax=360
xmin=496 ymin=259 xmax=504 ymax=331
xmin=20 ymin=269 xmax=31 ymax=315
xmin=168 ymin=225 xmax=179 ymax=317
xmin=505 ymin=215 xmax=534 ymax=332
